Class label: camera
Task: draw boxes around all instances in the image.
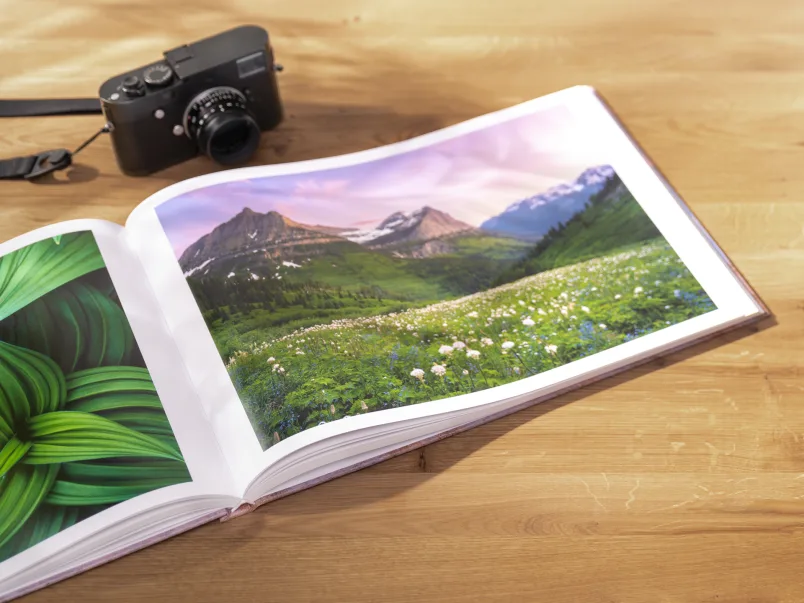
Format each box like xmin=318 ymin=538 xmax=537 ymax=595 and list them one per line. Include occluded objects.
xmin=99 ymin=25 xmax=283 ymax=176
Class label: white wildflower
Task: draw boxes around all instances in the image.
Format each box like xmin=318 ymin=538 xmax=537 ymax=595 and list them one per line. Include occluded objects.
xmin=501 ymin=341 xmax=515 ymax=350
xmin=545 ymin=344 xmax=558 ymax=354
xmin=581 ymin=306 xmax=590 ymax=313
xmin=466 ymin=311 xmax=479 ymax=318
xmin=599 ymin=324 xmax=607 ymax=329
xmin=462 ymin=369 xmax=469 ymax=376
xmin=466 ymin=349 xmax=481 ymax=359
xmin=452 ymin=341 xmax=466 ymax=350
xmin=410 ymin=368 xmax=425 ymax=380
xmin=614 ymin=294 xmax=622 ymax=300
xmin=537 ymin=308 xmax=547 ymax=315
xmin=438 ymin=345 xmax=454 ymax=356
xmin=634 ymin=286 xmax=644 ymax=294
xmin=522 ymin=317 xmax=535 ymax=327
xmin=480 ymin=337 xmax=494 ymax=347
xmin=430 ymin=364 xmax=447 ymax=377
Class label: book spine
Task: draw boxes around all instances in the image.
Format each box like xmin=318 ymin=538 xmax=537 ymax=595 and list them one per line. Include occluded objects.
xmin=220 ymin=502 xmax=255 ymax=522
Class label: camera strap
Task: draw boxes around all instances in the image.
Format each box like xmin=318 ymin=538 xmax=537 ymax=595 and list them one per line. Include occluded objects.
xmin=0 ymin=97 xmax=106 ymax=180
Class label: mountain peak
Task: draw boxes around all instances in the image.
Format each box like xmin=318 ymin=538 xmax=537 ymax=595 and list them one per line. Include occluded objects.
xmin=344 ymin=206 xmax=475 ymax=246
xmin=480 ymin=164 xmax=617 ymax=239
xmin=179 ymin=208 xmax=340 ymax=273
xmin=577 ymin=165 xmax=615 ymax=186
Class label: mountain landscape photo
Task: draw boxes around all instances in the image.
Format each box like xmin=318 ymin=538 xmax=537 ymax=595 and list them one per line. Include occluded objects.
xmin=164 ymin=164 xmax=714 ymax=449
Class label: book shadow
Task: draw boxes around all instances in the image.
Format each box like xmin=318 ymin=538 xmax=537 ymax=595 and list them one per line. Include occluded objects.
xmin=203 ymin=314 xmax=774 ymax=559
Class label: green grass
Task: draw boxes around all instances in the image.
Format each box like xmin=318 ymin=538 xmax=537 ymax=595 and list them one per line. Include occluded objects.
xmin=283 ymin=243 xmax=449 ymax=299
xmin=446 ymin=234 xmax=532 ymax=260
xmin=222 ymin=239 xmax=715 ymax=449
xmin=209 ymin=297 xmax=427 ymax=356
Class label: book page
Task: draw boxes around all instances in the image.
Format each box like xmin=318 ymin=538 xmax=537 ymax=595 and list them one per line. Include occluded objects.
xmin=125 ymin=85 xmax=765 ymax=494
xmin=0 ymin=221 xmax=236 ymax=576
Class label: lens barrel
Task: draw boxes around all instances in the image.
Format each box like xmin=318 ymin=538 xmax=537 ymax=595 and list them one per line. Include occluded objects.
xmin=183 ymin=87 xmax=261 ymax=165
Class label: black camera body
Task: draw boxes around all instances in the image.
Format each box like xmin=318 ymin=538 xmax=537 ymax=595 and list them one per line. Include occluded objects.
xmin=99 ymin=25 xmax=283 ymax=176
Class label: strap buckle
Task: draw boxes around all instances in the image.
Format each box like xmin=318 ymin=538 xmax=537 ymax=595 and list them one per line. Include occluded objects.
xmin=24 ymin=149 xmax=72 ymax=180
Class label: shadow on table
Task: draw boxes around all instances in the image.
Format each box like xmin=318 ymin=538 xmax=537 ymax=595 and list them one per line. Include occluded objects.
xmin=28 ymin=163 xmax=100 ymax=185
xmin=152 ymin=21 xmax=495 ymax=183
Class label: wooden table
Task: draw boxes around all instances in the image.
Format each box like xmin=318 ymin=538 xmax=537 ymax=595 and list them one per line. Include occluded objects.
xmin=1 ymin=0 xmax=802 ymax=600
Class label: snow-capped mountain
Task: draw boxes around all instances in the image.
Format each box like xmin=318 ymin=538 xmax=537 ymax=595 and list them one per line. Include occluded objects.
xmin=344 ymin=206 xmax=475 ymax=247
xmin=480 ymin=165 xmax=616 ymax=239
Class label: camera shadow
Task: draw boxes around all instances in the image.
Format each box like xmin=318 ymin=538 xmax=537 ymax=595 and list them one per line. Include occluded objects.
xmin=28 ymin=162 xmax=100 ymax=185
xmin=156 ymin=21 xmax=493 ymax=181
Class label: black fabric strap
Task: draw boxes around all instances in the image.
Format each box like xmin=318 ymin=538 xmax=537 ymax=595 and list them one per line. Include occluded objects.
xmin=0 ymin=155 xmax=38 ymax=179
xmin=0 ymin=150 xmax=72 ymax=180
xmin=0 ymin=98 xmax=103 ymax=180
xmin=0 ymin=98 xmax=101 ymax=118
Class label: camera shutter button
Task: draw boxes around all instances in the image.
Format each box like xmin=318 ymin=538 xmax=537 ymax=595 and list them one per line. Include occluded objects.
xmin=122 ymin=75 xmax=145 ymax=97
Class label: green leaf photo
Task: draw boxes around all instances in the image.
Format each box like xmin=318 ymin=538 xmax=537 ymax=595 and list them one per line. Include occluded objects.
xmin=0 ymin=232 xmax=190 ymax=563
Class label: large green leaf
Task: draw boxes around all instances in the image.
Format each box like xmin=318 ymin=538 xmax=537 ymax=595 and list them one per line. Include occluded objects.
xmin=0 ymin=232 xmax=105 ymax=322
xmin=0 ymin=464 xmax=59 ymax=547
xmin=0 ymin=341 xmax=65 ymax=436
xmin=46 ymin=476 xmax=185 ymax=506
xmin=65 ymin=366 xmax=157 ymax=403
xmin=68 ymin=392 xmax=164 ymax=414
xmin=24 ymin=411 xmax=183 ymax=463
xmin=0 ymin=504 xmax=80 ymax=563
xmin=98 ymin=408 xmax=175 ymax=437
xmin=0 ymin=279 xmax=138 ymax=374
xmin=65 ymin=369 xmax=169 ymax=429
xmin=0 ymin=437 xmax=32 ymax=478
xmin=60 ymin=458 xmax=191 ymax=482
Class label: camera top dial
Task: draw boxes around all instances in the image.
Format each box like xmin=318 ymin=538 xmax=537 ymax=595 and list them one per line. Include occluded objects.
xmin=143 ymin=63 xmax=174 ymax=87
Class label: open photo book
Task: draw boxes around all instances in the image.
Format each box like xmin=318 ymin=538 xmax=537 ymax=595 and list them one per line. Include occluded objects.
xmin=0 ymin=85 xmax=768 ymax=600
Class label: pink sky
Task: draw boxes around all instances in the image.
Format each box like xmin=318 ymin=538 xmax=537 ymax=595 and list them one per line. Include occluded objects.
xmin=157 ymin=104 xmax=606 ymax=257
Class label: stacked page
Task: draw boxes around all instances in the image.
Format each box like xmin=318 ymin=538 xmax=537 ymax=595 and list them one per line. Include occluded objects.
xmin=0 ymin=85 xmax=768 ymax=601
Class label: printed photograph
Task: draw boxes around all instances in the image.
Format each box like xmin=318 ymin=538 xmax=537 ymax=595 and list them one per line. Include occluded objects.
xmin=0 ymin=232 xmax=191 ymax=562
xmin=155 ymin=105 xmax=716 ymax=450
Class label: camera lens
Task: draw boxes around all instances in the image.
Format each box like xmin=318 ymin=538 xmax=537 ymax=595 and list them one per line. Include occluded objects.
xmin=183 ymin=87 xmax=261 ymax=165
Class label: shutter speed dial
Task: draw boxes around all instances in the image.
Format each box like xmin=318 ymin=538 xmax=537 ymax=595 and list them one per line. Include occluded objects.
xmin=143 ymin=63 xmax=174 ymax=87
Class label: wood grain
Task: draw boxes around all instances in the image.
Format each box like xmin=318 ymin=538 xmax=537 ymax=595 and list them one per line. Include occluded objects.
xmin=1 ymin=0 xmax=803 ymax=601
